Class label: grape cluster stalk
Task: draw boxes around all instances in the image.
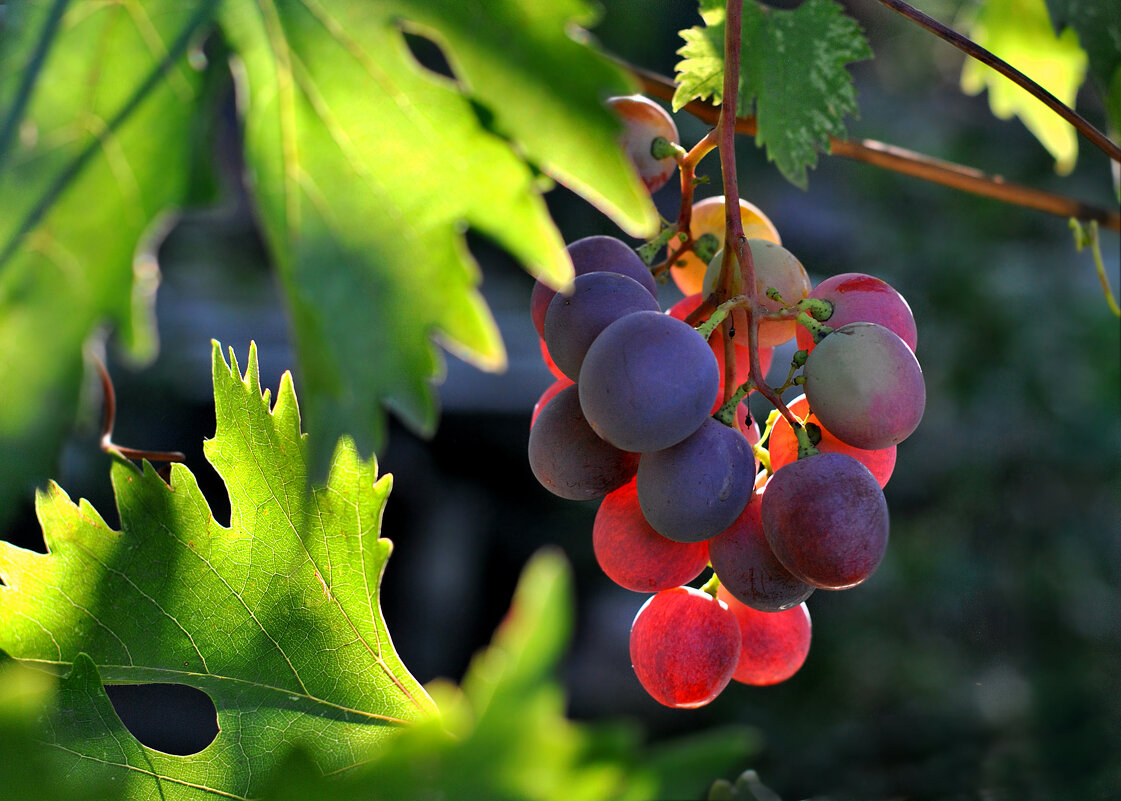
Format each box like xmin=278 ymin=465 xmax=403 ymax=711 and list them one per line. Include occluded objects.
xmin=527 ymin=91 xmax=925 ymax=708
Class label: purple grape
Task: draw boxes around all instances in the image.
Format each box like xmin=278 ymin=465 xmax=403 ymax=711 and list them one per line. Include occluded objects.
xmin=530 ymin=236 xmax=656 ymax=338
xmin=579 ymin=311 xmax=719 ymax=453
xmin=636 ymin=418 xmax=754 ymax=543
xmin=528 ymin=385 xmax=638 ymax=501
xmin=708 ymin=496 xmax=814 ymax=611
xmin=543 ymin=272 xmax=660 ymax=381
xmin=761 ymin=452 xmax=889 ymax=590
xmin=803 ymin=321 xmax=925 ymax=450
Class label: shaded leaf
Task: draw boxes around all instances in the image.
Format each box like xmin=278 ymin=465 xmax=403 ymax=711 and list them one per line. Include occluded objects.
xmin=674 ymin=0 xmax=871 ymax=187
xmin=0 ymin=343 xmax=435 ymax=798
xmin=219 ymin=0 xmax=658 ymax=473
xmin=960 ymin=0 xmax=1088 ymax=174
xmin=0 ymin=0 xmax=219 ymax=528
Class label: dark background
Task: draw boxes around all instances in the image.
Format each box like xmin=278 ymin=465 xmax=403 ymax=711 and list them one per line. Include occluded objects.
xmin=3 ymin=1 xmax=1119 ymax=799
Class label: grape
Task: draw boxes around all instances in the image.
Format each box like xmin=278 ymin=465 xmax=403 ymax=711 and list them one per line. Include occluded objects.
xmin=629 ymin=586 xmax=741 ymax=708
xmin=543 ymin=271 xmax=660 ymax=381
xmin=802 ymin=322 xmax=925 ymax=450
xmin=796 ymin=272 xmax=917 ymax=354
xmin=761 ymin=452 xmax=889 ymax=590
xmin=767 ymin=394 xmax=896 ymax=488
xmin=667 ymin=293 xmax=774 ymax=398
xmin=530 ymin=235 xmax=656 ymax=339
xmin=606 ymin=95 xmax=680 ymax=193
xmin=717 ymin=585 xmax=811 ymax=686
xmin=528 ymin=385 xmax=638 ymax=501
xmin=666 ymin=196 xmax=781 ymax=296
xmin=593 ymin=480 xmax=709 ymax=592
xmin=637 ymin=418 xmax=754 ymax=543
xmin=530 ymin=376 xmax=574 ymax=428
xmin=708 ymin=496 xmax=814 ymax=611
xmin=704 ymin=241 xmax=810 ymax=347
xmin=579 ymin=311 xmax=719 ymax=453
xmin=538 ymin=337 xmax=566 ymax=381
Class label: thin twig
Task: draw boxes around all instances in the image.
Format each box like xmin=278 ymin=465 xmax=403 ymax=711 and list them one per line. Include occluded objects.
xmin=626 ymin=62 xmax=1121 ymax=232
xmin=876 ymin=0 xmax=1121 ymax=165
xmin=95 ymin=355 xmax=186 ymax=464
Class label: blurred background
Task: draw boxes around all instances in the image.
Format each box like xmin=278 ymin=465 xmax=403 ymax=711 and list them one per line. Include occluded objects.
xmin=2 ymin=0 xmax=1118 ymax=798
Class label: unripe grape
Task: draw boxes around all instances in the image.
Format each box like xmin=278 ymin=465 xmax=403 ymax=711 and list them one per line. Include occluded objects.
xmin=703 ymin=241 xmax=810 ymax=347
xmin=530 ymin=235 xmax=655 ymax=339
xmin=717 ymin=585 xmax=812 ymax=686
xmin=761 ymin=452 xmax=889 ymax=590
xmin=629 ymin=587 xmax=741 ymax=708
xmin=767 ymin=394 xmax=896 ymax=487
xmin=796 ymin=272 xmax=917 ymax=355
xmin=667 ymin=196 xmax=781 ymax=296
xmin=593 ymin=480 xmax=709 ymax=592
xmin=803 ymin=322 xmax=925 ymax=450
xmin=606 ymin=94 xmax=680 ymax=193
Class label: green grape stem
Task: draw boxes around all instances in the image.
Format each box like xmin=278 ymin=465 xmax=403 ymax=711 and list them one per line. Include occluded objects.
xmin=793 ymin=424 xmax=821 ymax=460
xmin=795 ymin=311 xmax=834 ymax=344
xmin=796 ymin=296 xmax=834 ymax=321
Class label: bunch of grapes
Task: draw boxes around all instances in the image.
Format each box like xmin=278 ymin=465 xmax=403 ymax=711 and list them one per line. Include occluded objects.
xmin=527 ymin=95 xmax=925 ymax=708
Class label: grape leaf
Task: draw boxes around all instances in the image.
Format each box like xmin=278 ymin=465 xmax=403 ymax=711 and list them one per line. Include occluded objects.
xmin=216 ymin=0 xmax=658 ymax=473
xmin=0 ymin=343 xmax=436 ymax=799
xmin=0 ymin=0 xmax=219 ymax=528
xmin=674 ymin=0 xmax=872 ymax=188
xmin=960 ymin=0 xmax=1088 ymax=175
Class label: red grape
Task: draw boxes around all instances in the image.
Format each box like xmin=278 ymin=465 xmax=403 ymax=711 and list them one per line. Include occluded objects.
xmin=593 ymin=480 xmax=709 ymax=592
xmin=796 ymin=272 xmax=917 ymax=355
xmin=717 ymin=585 xmax=811 ymax=685
xmin=629 ymin=587 xmax=741 ymax=708
xmin=606 ymin=95 xmax=680 ymax=193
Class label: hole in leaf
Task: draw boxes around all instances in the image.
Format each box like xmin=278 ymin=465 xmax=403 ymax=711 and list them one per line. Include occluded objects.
xmin=399 ymin=27 xmax=456 ymax=83
xmin=105 ymin=683 xmax=218 ymax=755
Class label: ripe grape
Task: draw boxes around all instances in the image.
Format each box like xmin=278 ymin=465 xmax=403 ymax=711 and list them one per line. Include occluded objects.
xmin=544 ymin=272 xmax=660 ymax=381
xmin=629 ymin=587 xmax=741 ymax=708
xmin=761 ymin=452 xmax=889 ymax=590
xmin=593 ymin=480 xmax=709 ymax=592
xmin=704 ymin=241 xmax=811 ymax=347
xmin=538 ymin=337 xmax=566 ymax=381
xmin=606 ymin=94 xmax=680 ymax=193
xmin=717 ymin=585 xmax=811 ymax=686
xmin=636 ymin=418 xmax=754 ymax=543
xmin=767 ymin=394 xmax=896 ymax=488
xmin=796 ymin=272 xmax=917 ymax=354
xmin=708 ymin=496 xmax=814 ymax=612
xmin=579 ymin=311 xmax=719 ymax=453
xmin=528 ymin=384 xmax=638 ymax=501
xmin=803 ymin=322 xmax=925 ymax=450
xmin=530 ymin=235 xmax=656 ymax=339
xmin=666 ymin=196 xmax=781 ymax=296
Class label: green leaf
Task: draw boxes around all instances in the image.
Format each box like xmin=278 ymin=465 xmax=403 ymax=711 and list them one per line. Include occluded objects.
xmin=0 ymin=0 xmax=219 ymax=528
xmin=257 ymin=549 xmax=758 ymax=801
xmin=218 ymin=0 xmax=657 ymax=473
xmin=0 ymin=342 xmax=436 ymax=799
xmin=674 ymin=0 xmax=872 ymax=188
xmin=960 ymin=0 xmax=1089 ymax=174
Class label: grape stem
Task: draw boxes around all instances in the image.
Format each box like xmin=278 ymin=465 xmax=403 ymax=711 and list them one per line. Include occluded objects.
xmin=651 ymin=129 xmax=720 ymax=279
xmin=717 ymin=0 xmax=798 ymax=430
xmin=95 ymin=353 xmax=186 ymax=466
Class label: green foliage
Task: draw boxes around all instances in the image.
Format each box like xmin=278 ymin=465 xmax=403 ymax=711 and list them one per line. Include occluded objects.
xmin=960 ymin=0 xmax=1087 ymax=174
xmin=0 ymin=0 xmax=218 ymax=527
xmin=674 ymin=0 xmax=871 ymax=187
xmin=0 ymin=0 xmax=657 ymax=525
xmin=0 ymin=343 xmax=436 ymax=798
